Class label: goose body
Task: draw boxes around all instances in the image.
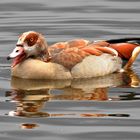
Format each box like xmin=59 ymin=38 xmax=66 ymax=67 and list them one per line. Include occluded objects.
xmin=12 ymin=54 xmax=122 ymax=79
xmin=7 ymin=31 xmax=140 ymax=79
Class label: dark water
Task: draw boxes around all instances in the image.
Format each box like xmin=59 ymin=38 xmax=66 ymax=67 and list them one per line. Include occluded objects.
xmin=0 ymin=0 xmax=140 ymax=139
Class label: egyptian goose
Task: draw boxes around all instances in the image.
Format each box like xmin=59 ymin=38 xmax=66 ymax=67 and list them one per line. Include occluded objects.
xmin=7 ymin=31 xmax=140 ymax=79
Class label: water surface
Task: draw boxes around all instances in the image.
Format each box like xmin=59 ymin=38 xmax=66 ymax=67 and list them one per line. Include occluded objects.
xmin=0 ymin=0 xmax=140 ymax=140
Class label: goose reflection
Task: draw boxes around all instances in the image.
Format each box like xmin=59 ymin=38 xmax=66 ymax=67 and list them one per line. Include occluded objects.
xmin=6 ymin=89 xmax=50 ymax=118
xmin=6 ymin=69 xmax=140 ymax=119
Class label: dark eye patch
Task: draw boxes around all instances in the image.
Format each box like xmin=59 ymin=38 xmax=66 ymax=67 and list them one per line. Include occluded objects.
xmin=25 ymin=33 xmax=39 ymax=46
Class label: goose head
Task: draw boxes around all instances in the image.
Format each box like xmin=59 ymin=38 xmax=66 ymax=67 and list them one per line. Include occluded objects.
xmin=7 ymin=31 xmax=48 ymax=67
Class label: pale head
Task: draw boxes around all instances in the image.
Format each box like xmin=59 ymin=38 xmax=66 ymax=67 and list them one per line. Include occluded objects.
xmin=7 ymin=31 xmax=48 ymax=67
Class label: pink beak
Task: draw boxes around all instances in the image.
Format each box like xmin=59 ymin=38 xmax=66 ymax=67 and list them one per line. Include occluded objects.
xmin=7 ymin=47 xmax=26 ymax=67
xmin=7 ymin=47 xmax=24 ymax=60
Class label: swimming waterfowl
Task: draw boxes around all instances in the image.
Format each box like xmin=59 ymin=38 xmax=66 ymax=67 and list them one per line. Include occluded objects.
xmin=7 ymin=31 xmax=140 ymax=79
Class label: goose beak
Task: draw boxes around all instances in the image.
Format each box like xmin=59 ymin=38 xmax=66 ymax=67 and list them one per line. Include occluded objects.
xmin=7 ymin=47 xmax=24 ymax=60
xmin=7 ymin=46 xmax=26 ymax=67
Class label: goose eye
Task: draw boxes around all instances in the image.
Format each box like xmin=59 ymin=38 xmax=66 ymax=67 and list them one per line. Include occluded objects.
xmin=30 ymin=38 xmax=34 ymax=42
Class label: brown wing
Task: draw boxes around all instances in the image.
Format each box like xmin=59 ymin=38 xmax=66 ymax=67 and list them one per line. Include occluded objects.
xmin=66 ymin=39 xmax=90 ymax=48
xmin=50 ymin=47 xmax=90 ymax=69
xmin=48 ymin=39 xmax=90 ymax=53
xmin=48 ymin=39 xmax=90 ymax=69
xmin=110 ymin=43 xmax=138 ymax=59
xmin=48 ymin=39 xmax=116 ymax=69
xmin=48 ymin=42 xmax=67 ymax=54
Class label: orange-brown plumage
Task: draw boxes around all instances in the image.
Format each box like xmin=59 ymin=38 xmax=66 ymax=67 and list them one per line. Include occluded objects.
xmin=48 ymin=39 xmax=140 ymax=70
xmin=48 ymin=39 xmax=118 ymax=69
xmin=110 ymin=43 xmax=138 ymax=59
xmin=49 ymin=40 xmax=90 ymax=69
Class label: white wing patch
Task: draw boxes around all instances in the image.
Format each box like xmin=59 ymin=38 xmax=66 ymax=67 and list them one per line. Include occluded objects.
xmin=71 ymin=54 xmax=122 ymax=78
